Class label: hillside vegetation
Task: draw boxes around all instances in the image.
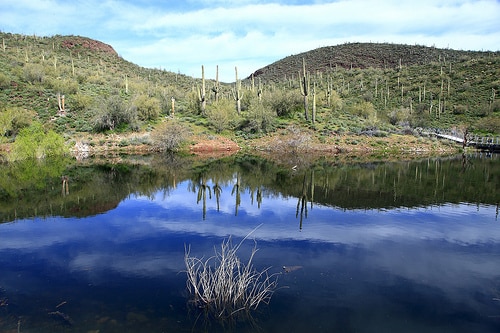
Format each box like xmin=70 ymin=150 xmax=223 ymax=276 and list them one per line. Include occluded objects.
xmin=248 ymin=42 xmax=500 ymax=130
xmin=0 ymin=33 xmax=499 ymax=161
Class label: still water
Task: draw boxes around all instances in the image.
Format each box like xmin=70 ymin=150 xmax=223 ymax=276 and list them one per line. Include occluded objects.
xmin=0 ymin=153 xmax=499 ymax=332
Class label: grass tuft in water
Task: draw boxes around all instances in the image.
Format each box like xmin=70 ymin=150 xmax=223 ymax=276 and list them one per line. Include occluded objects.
xmin=184 ymin=233 xmax=278 ymax=321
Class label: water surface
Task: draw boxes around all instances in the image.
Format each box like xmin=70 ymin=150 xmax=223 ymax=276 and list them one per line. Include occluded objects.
xmin=0 ymin=153 xmax=499 ymax=332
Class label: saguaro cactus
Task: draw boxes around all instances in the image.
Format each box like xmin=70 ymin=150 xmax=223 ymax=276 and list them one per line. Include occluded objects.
xmin=251 ymin=73 xmax=263 ymax=101
xmin=299 ymin=58 xmax=310 ymax=121
xmin=57 ymin=93 xmax=65 ymax=112
xmin=312 ymin=82 xmax=316 ymax=124
xmin=124 ymin=75 xmax=129 ymax=94
xmin=211 ymin=65 xmax=220 ymax=102
xmin=232 ymin=66 xmax=243 ymax=114
xmin=326 ymin=77 xmax=333 ymax=107
xmin=257 ymin=77 xmax=263 ymax=102
xmin=198 ymin=65 xmax=206 ymax=114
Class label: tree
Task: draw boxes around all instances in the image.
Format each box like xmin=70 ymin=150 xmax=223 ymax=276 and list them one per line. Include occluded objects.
xmin=9 ymin=122 xmax=67 ymax=160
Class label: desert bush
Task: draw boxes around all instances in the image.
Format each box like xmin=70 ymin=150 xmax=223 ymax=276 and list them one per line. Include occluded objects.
xmin=265 ymin=89 xmax=302 ymax=118
xmin=452 ymin=104 xmax=468 ymax=115
xmin=92 ymin=95 xmax=135 ymax=132
xmin=474 ymin=116 xmax=500 ymax=134
xmin=362 ymin=91 xmax=373 ymax=102
xmin=350 ymin=101 xmax=376 ymax=119
xmin=9 ymin=121 xmax=67 ymax=160
xmin=45 ymin=77 xmax=79 ymax=95
xmin=284 ymin=125 xmax=312 ymax=152
xmin=22 ymin=63 xmax=45 ymax=84
xmin=388 ymin=107 xmax=411 ymax=125
xmin=240 ymin=98 xmax=276 ymax=134
xmin=491 ymin=100 xmax=500 ymax=113
xmin=184 ymin=90 xmax=202 ymax=115
xmin=0 ymin=107 xmax=36 ymax=138
xmin=150 ymin=119 xmax=191 ymax=151
xmin=69 ymin=93 xmax=94 ymax=113
xmin=330 ymin=90 xmax=343 ymax=112
xmin=132 ymin=94 xmax=161 ymax=121
xmin=206 ymin=99 xmax=236 ymax=133
xmin=0 ymin=72 xmax=9 ymax=88
xmin=87 ymin=75 xmax=107 ymax=86
xmin=472 ymin=104 xmax=491 ymax=117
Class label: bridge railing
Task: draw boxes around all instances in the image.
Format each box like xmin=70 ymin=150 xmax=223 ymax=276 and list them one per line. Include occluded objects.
xmin=421 ymin=128 xmax=500 ymax=148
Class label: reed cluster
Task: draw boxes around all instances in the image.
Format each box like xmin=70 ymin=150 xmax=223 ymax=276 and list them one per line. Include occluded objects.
xmin=184 ymin=236 xmax=278 ymax=320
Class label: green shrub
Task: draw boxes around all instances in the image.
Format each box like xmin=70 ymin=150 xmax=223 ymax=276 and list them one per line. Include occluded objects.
xmin=0 ymin=72 xmax=10 ymax=88
xmin=184 ymin=90 xmax=202 ymax=115
xmin=69 ymin=93 xmax=94 ymax=113
xmin=265 ymin=89 xmax=302 ymax=118
xmin=92 ymin=95 xmax=136 ymax=132
xmin=452 ymin=104 xmax=468 ymax=115
xmin=240 ymin=98 xmax=276 ymax=134
xmin=133 ymin=94 xmax=161 ymax=121
xmin=22 ymin=63 xmax=45 ymax=84
xmin=388 ymin=107 xmax=411 ymax=125
xmin=9 ymin=121 xmax=67 ymax=160
xmin=491 ymin=100 xmax=500 ymax=113
xmin=45 ymin=77 xmax=79 ymax=95
xmin=474 ymin=116 xmax=500 ymax=134
xmin=0 ymin=107 xmax=36 ymax=138
xmin=330 ymin=90 xmax=343 ymax=112
xmin=206 ymin=99 xmax=235 ymax=133
xmin=350 ymin=101 xmax=376 ymax=119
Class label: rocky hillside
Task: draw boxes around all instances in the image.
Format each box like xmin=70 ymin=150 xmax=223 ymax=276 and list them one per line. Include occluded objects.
xmin=248 ymin=42 xmax=499 ymax=83
xmin=59 ymin=36 xmax=118 ymax=56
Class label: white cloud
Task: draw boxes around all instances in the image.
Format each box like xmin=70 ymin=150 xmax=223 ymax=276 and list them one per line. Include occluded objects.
xmin=0 ymin=0 xmax=499 ymax=81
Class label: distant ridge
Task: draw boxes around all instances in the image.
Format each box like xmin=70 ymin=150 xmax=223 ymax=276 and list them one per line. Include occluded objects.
xmin=247 ymin=42 xmax=498 ymax=82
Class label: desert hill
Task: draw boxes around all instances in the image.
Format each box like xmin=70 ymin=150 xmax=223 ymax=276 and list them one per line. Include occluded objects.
xmin=248 ymin=42 xmax=499 ymax=83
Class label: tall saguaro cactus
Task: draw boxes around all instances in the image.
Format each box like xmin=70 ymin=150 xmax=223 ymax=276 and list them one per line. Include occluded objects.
xmin=232 ymin=66 xmax=243 ymax=114
xmin=299 ymin=58 xmax=310 ymax=121
xmin=257 ymin=77 xmax=263 ymax=102
xmin=198 ymin=65 xmax=206 ymax=114
xmin=211 ymin=65 xmax=220 ymax=102
xmin=312 ymin=82 xmax=316 ymax=124
xmin=251 ymin=73 xmax=263 ymax=102
xmin=326 ymin=77 xmax=333 ymax=107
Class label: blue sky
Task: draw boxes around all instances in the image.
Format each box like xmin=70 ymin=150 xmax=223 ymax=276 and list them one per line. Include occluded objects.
xmin=1 ymin=0 xmax=499 ymax=82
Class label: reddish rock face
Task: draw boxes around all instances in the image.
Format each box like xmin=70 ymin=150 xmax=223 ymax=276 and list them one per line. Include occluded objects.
xmin=61 ymin=37 xmax=118 ymax=56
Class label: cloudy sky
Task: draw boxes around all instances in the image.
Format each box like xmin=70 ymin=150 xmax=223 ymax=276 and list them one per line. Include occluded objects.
xmin=1 ymin=0 xmax=499 ymax=82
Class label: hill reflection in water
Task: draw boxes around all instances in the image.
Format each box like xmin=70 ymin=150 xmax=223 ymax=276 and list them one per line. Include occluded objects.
xmin=0 ymin=153 xmax=499 ymax=332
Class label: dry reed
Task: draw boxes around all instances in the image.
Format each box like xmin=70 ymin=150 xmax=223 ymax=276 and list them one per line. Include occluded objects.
xmin=184 ymin=232 xmax=278 ymax=320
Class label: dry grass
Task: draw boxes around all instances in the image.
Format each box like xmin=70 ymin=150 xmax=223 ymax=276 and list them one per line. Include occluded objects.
xmin=184 ymin=231 xmax=278 ymax=321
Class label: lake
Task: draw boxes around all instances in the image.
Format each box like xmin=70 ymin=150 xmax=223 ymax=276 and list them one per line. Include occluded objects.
xmin=0 ymin=153 xmax=499 ymax=332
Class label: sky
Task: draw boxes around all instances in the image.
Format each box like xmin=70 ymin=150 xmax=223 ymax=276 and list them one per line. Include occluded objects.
xmin=1 ymin=0 xmax=499 ymax=82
